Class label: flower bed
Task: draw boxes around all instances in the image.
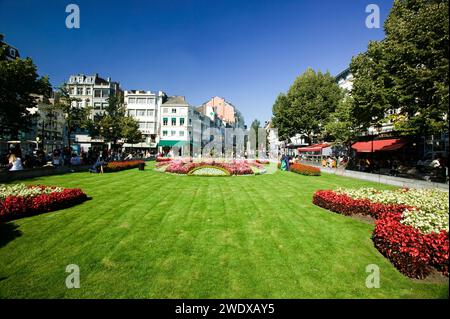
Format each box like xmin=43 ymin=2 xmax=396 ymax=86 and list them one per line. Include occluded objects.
xmin=0 ymin=184 xmax=88 ymax=220
xmin=290 ymin=163 xmax=321 ymax=176
xmin=104 ymin=160 xmax=145 ymax=172
xmin=278 ymin=162 xmax=321 ymax=176
xmin=256 ymin=159 xmax=270 ymax=165
xmin=156 ymin=157 xmax=172 ymax=162
xmin=312 ymin=188 xmax=449 ymax=279
xmin=187 ymin=165 xmax=231 ymax=176
xmin=160 ymin=160 xmax=257 ymax=176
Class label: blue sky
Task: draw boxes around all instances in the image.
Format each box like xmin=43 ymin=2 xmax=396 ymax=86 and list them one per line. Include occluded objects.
xmin=0 ymin=0 xmax=392 ymax=125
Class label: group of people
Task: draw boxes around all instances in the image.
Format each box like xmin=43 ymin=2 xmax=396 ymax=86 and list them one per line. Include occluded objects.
xmin=321 ymin=156 xmax=349 ymax=169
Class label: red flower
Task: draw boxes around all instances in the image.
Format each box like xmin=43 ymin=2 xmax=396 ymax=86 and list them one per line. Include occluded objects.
xmin=0 ymin=187 xmax=88 ymax=220
xmin=104 ymin=160 xmax=145 ymax=172
xmin=312 ymin=189 xmax=449 ymax=279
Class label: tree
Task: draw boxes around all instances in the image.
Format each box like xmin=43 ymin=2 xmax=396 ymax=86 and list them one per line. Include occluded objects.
xmin=250 ymin=119 xmax=261 ymax=132
xmin=54 ymin=85 xmax=91 ymax=148
xmin=0 ymin=41 xmax=51 ymax=139
xmin=121 ymin=116 xmax=144 ymax=145
xmin=325 ymin=96 xmax=360 ymax=143
xmin=350 ymin=0 xmax=449 ymax=135
xmin=271 ymin=93 xmax=292 ymax=141
xmin=272 ymin=68 xmax=344 ymax=142
xmin=86 ymin=92 xmax=143 ymax=149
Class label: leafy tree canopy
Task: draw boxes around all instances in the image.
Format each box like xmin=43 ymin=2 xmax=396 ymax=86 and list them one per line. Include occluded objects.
xmin=0 ymin=40 xmax=51 ymax=139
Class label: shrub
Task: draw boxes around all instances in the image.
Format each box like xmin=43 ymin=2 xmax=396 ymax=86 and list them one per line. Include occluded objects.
xmin=312 ymin=189 xmax=449 ymax=278
xmin=187 ymin=165 xmax=231 ymax=177
xmin=0 ymin=185 xmax=88 ymax=220
xmin=104 ymin=160 xmax=145 ymax=172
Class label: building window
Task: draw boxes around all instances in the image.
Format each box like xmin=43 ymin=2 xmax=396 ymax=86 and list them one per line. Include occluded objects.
xmin=171 ymin=108 xmax=177 ymax=114
xmin=163 ymin=108 xmax=168 ymax=114
xmin=179 ymin=131 xmax=185 ymax=137
xmin=136 ymin=98 xmax=146 ymax=104
xmin=180 ymin=118 xmax=185 ymax=126
xmin=101 ymin=89 xmax=110 ymax=97
xmin=171 ymin=130 xmax=176 ymax=136
xmin=94 ymin=103 xmax=101 ymax=110
xmin=86 ymin=88 xmax=91 ymax=95
xmin=136 ymin=109 xmax=146 ymax=117
xmin=128 ymin=97 xmax=136 ymax=104
xmin=77 ymin=87 xmax=83 ymax=95
xmin=102 ymin=103 xmax=108 ymax=109
xmin=94 ymin=89 xmax=101 ymax=98
xmin=163 ymin=117 xmax=168 ymax=126
xmin=147 ymin=98 xmax=155 ymax=104
xmin=139 ymin=122 xmax=146 ymax=129
xmin=171 ymin=118 xmax=176 ymax=126
xmin=162 ymin=130 xmax=168 ymax=136
xmin=147 ymin=110 xmax=154 ymax=116
xmin=128 ymin=109 xmax=135 ymax=116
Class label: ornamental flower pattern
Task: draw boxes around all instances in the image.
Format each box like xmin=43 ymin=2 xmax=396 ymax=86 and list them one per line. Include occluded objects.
xmin=313 ymin=188 xmax=449 ymax=279
xmin=0 ymin=184 xmax=88 ymax=220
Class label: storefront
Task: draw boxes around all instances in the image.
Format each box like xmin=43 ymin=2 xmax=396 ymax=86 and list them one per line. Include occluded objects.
xmin=298 ymin=143 xmax=332 ymax=162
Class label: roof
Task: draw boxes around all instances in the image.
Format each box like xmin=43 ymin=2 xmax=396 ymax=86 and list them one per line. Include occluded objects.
xmin=298 ymin=143 xmax=332 ymax=152
xmin=162 ymin=96 xmax=188 ymax=106
xmin=335 ymin=68 xmax=351 ymax=81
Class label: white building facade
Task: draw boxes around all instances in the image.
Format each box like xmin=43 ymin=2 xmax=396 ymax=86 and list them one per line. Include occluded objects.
xmin=124 ymin=90 xmax=165 ymax=153
xmin=158 ymin=96 xmax=191 ymax=156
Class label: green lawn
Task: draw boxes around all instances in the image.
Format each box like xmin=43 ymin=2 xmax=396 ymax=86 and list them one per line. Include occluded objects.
xmin=0 ymin=163 xmax=448 ymax=298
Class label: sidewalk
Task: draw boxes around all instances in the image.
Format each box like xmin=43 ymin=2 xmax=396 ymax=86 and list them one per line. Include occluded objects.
xmin=303 ymin=162 xmax=449 ymax=191
xmin=0 ymin=165 xmax=92 ymax=183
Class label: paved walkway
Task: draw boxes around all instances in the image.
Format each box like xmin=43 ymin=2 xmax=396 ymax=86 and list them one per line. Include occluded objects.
xmin=302 ymin=161 xmax=449 ymax=191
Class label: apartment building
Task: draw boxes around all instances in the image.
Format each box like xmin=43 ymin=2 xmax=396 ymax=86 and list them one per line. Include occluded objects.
xmin=196 ymin=96 xmax=241 ymax=127
xmin=66 ymin=73 xmax=121 ymax=116
xmin=123 ymin=90 xmax=165 ymax=152
xmin=27 ymin=95 xmax=67 ymax=153
xmin=66 ymin=74 xmax=121 ymax=150
xmin=158 ymin=96 xmax=191 ymax=156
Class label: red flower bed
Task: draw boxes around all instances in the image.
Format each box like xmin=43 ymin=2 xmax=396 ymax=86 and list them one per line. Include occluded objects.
xmin=0 ymin=187 xmax=88 ymax=220
xmin=104 ymin=160 xmax=145 ymax=172
xmin=313 ymin=190 xmax=410 ymax=219
xmin=280 ymin=162 xmax=320 ymax=176
xmin=156 ymin=157 xmax=172 ymax=162
xmin=373 ymin=212 xmax=449 ymax=279
xmin=312 ymin=190 xmax=449 ymax=279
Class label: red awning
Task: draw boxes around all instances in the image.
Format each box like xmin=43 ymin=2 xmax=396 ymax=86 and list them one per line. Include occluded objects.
xmin=298 ymin=143 xmax=331 ymax=153
xmin=351 ymin=139 xmax=407 ymax=153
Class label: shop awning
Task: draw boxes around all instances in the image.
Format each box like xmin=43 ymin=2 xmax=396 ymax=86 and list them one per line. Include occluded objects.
xmin=351 ymin=139 xmax=407 ymax=153
xmin=158 ymin=140 xmax=184 ymax=147
xmin=298 ymin=143 xmax=331 ymax=153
